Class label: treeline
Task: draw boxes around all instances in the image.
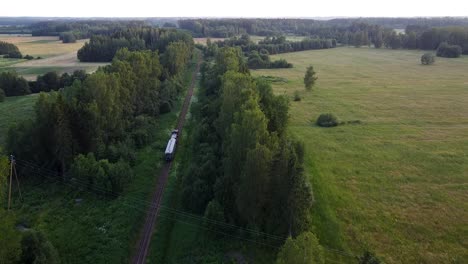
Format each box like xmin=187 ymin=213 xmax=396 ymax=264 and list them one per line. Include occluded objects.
xmin=7 ymin=45 xmax=193 ymax=194
xmin=0 ymin=70 xmax=89 ymax=100
xmin=77 ymin=27 xmax=193 ymax=62
xmin=180 ymin=47 xmax=313 ymax=238
xmin=0 ymin=41 xmax=22 ymax=58
xmin=31 ymin=20 xmax=147 ymax=40
xmin=212 ymin=34 xmax=336 ymax=55
xmin=179 ymin=18 xmax=468 ymax=38
xmin=328 ymin=17 xmax=468 ymax=29
xmin=181 ymin=18 xmax=468 ymax=55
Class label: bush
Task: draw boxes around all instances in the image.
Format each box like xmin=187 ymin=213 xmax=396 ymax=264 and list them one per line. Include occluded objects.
xmin=24 ymin=55 xmax=34 ymax=60
xmin=0 ymin=89 xmax=5 ymax=102
xmin=70 ymin=153 xmax=133 ymax=195
xmin=293 ymin=90 xmax=301 ymax=101
xmin=61 ymin=32 xmax=77 ymax=43
xmin=270 ymin=59 xmax=293 ymax=68
xmin=421 ymin=53 xmax=435 ymax=65
xmin=316 ymin=113 xmax=339 ymax=127
xmin=437 ymin=42 xmax=462 ymax=58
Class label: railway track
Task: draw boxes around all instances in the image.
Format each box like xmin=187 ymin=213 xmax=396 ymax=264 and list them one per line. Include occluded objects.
xmin=131 ymin=55 xmax=201 ymax=264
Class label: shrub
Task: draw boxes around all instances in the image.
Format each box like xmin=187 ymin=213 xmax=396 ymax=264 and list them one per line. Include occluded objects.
xmin=0 ymin=89 xmax=5 ymax=102
xmin=316 ymin=113 xmax=339 ymax=127
xmin=293 ymin=90 xmax=301 ymax=101
xmin=24 ymin=55 xmax=34 ymax=60
xmin=270 ymin=59 xmax=293 ymax=68
xmin=61 ymin=32 xmax=77 ymax=43
xmin=421 ymin=53 xmax=435 ymax=65
xmin=437 ymin=42 xmax=462 ymax=58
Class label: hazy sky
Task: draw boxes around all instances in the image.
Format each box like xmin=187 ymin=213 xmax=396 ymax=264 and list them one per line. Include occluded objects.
xmin=2 ymin=0 xmax=468 ymax=17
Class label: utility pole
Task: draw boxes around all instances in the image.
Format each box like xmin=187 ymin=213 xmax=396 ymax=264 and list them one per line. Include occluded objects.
xmin=7 ymin=155 xmax=21 ymax=211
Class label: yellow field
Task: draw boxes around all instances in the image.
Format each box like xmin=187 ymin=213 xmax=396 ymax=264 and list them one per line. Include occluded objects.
xmin=0 ymin=36 xmax=107 ymax=79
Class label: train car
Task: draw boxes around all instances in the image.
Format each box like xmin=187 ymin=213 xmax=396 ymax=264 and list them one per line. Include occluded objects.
xmin=164 ymin=129 xmax=179 ymax=161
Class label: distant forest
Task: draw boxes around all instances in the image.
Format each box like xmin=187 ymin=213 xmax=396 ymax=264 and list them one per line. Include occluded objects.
xmin=180 ymin=18 xmax=468 ymax=54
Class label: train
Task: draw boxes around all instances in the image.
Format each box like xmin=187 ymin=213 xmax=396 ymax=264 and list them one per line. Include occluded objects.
xmin=164 ymin=129 xmax=179 ymax=161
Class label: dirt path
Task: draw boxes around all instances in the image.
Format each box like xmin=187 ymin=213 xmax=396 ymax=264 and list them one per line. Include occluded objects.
xmin=131 ymin=56 xmax=201 ymax=264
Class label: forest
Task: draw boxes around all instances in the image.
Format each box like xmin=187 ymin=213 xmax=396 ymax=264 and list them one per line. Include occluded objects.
xmin=77 ymin=27 xmax=193 ymax=62
xmin=181 ymin=18 xmax=468 ymax=55
xmin=173 ymin=46 xmax=319 ymax=260
xmin=5 ymin=39 xmax=192 ymax=191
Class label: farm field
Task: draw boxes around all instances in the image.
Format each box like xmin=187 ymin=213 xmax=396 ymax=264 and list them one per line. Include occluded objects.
xmin=0 ymin=36 xmax=107 ymax=80
xmin=252 ymin=47 xmax=468 ymax=263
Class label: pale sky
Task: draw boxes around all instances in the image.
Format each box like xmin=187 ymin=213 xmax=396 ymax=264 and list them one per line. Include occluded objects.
xmin=1 ymin=0 xmax=468 ymax=18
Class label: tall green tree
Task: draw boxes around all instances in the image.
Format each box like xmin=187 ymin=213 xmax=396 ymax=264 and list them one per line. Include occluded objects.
xmin=19 ymin=230 xmax=60 ymax=264
xmin=0 ymin=88 xmax=5 ymax=102
xmin=276 ymin=232 xmax=325 ymax=264
xmin=0 ymin=211 xmax=22 ymax=263
xmin=304 ymin=66 xmax=318 ymax=91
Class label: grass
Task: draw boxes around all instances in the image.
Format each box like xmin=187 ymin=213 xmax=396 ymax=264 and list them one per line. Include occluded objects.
xmin=251 ymin=47 xmax=468 ymax=263
xmin=0 ymin=94 xmax=38 ymax=146
xmin=0 ymin=57 xmax=24 ymax=67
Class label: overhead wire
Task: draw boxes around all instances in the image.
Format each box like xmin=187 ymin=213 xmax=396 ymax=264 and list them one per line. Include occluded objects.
xmin=14 ymin=158 xmax=357 ymax=259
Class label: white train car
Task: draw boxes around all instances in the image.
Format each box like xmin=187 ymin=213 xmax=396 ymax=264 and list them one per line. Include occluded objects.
xmin=164 ymin=130 xmax=179 ymax=161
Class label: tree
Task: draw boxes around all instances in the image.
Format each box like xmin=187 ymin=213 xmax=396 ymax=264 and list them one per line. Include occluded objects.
xmin=436 ymin=42 xmax=462 ymax=58
xmin=0 ymin=88 xmax=4 ymax=102
xmin=421 ymin=53 xmax=435 ymax=65
xmin=61 ymin=32 xmax=77 ymax=43
xmin=19 ymin=230 xmax=60 ymax=264
xmin=0 ymin=72 xmax=31 ymax=96
xmin=0 ymin=211 xmax=22 ymax=263
xmin=358 ymin=251 xmax=381 ymax=264
xmin=304 ymin=66 xmax=317 ymax=91
xmin=276 ymin=232 xmax=325 ymax=264
xmin=373 ymin=30 xmax=384 ymax=48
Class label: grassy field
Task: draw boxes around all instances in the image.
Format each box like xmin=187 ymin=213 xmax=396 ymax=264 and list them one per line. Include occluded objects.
xmin=0 ymin=94 xmax=38 ymax=146
xmin=252 ymin=47 xmax=468 ymax=263
xmin=0 ymin=36 xmax=106 ymax=80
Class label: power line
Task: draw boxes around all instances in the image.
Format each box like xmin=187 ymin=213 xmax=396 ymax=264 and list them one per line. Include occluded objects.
xmin=14 ymin=158 xmax=357 ymax=259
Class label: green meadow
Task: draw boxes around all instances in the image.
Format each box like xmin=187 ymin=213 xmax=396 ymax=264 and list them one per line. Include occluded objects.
xmin=252 ymin=47 xmax=468 ymax=263
xmin=0 ymin=94 xmax=38 ymax=146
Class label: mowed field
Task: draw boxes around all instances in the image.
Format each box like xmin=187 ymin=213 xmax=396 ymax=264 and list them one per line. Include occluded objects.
xmin=252 ymin=47 xmax=468 ymax=263
xmin=0 ymin=35 xmax=107 ymax=80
